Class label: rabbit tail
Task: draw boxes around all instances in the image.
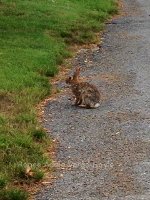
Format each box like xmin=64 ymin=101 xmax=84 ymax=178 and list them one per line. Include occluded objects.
xmin=94 ymin=103 xmax=100 ymax=108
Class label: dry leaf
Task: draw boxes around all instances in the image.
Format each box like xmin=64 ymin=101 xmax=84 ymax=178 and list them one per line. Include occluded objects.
xmin=25 ymin=166 xmax=34 ymax=177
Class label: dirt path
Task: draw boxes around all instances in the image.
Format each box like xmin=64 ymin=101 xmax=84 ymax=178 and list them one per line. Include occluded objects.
xmin=36 ymin=0 xmax=150 ymax=199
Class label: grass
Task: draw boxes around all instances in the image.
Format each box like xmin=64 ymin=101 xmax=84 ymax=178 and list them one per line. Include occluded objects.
xmin=0 ymin=189 xmax=28 ymax=200
xmin=0 ymin=0 xmax=118 ymax=199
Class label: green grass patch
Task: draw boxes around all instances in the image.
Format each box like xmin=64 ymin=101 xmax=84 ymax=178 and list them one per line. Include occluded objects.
xmin=0 ymin=176 xmax=7 ymax=189
xmin=0 ymin=0 xmax=118 ymax=197
xmin=32 ymin=129 xmax=47 ymax=142
xmin=0 ymin=189 xmax=28 ymax=200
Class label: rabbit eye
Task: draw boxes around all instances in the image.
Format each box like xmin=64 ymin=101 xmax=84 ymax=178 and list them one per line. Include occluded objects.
xmin=69 ymin=77 xmax=72 ymax=80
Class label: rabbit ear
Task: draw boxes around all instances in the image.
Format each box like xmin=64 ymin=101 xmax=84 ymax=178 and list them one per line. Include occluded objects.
xmin=76 ymin=67 xmax=81 ymax=75
xmin=73 ymin=67 xmax=80 ymax=81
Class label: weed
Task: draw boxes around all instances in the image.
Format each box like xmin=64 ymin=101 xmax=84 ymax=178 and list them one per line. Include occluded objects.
xmin=32 ymin=129 xmax=46 ymax=142
xmin=0 ymin=177 xmax=7 ymax=189
xmin=33 ymin=170 xmax=44 ymax=182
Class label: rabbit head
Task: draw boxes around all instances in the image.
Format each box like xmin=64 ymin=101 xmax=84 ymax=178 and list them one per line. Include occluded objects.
xmin=65 ymin=67 xmax=80 ymax=84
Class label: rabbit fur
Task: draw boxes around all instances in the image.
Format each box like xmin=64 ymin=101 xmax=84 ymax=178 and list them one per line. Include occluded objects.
xmin=66 ymin=68 xmax=100 ymax=108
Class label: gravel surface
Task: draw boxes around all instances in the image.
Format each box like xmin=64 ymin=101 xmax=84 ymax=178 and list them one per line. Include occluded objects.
xmin=36 ymin=0 xmax=150 ymax=199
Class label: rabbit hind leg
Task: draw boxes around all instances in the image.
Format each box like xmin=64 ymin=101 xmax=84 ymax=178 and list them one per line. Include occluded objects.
xmin=84 ymin=97 xmax=92 ymax=108
xmin=84 ymin=97 xmax=99 ymax=109
xmin=74 ymin=97 xmax=82 ymax=106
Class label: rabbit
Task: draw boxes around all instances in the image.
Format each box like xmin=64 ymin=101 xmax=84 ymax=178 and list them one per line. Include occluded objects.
xmin=66 ymin=67 xmax=100 ymax=108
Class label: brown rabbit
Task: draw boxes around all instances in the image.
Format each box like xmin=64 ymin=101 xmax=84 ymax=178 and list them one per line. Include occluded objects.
xmin=66 ymin=68 xmax=100 ymax=108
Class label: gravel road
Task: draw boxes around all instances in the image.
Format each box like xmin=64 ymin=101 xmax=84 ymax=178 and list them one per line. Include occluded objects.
xmin=36 ymin=0 xmax=150 ymax=199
